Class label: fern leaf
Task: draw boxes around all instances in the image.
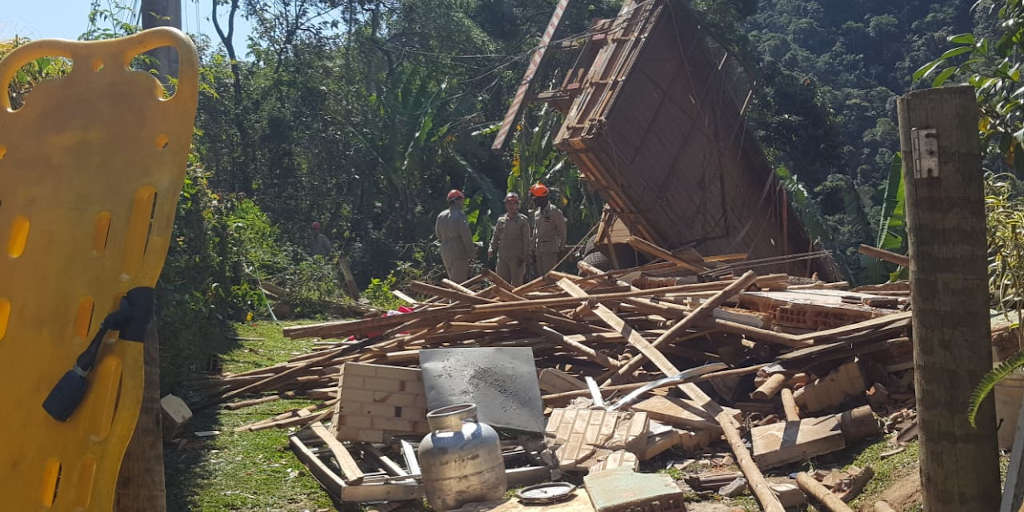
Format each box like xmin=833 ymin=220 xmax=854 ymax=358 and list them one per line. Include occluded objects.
xmin=968 ymin=350 xmax=1024 ymax=427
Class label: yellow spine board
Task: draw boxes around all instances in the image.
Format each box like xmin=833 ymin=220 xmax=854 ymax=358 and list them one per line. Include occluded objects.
xmin=0 ymin=28 xmax=198 ymax=511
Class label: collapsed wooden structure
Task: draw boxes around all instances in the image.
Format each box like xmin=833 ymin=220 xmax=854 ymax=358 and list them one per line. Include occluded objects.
xmin=186 ymin=240 xmax=917 ymax=510
xmin=528 ymin=0 xmax=829 ymax=276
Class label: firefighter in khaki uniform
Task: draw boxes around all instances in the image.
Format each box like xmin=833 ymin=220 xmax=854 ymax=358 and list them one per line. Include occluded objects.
xmin=435 ymin=189 xmax=476 ymax=282
xmin=530 ymin=183 xmax=567 ymax=274
xmin=488 ymin=192 xmax=531 ymax=286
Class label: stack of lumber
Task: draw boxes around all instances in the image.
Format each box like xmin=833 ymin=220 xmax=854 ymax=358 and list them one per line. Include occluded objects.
xmin=187 ymin=240 xmax=917 ymax=509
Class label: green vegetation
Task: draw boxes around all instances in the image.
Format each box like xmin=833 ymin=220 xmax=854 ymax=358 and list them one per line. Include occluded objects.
xmin=845 ymin=439 xmax=920 ymax=508
xmin=164 ymin=322 xmax=333 ymax=512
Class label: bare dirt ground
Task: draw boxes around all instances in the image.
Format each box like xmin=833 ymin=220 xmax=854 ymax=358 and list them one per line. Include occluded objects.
xmin=866 ymin=469 xmax=922 ymax=511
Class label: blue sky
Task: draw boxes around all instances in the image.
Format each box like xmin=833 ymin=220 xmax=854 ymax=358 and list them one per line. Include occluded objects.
xmin=1 ymin=0 xmax=251 ymax=52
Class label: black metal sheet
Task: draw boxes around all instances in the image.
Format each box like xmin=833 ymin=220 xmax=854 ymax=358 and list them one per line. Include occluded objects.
xmin=419 ymin=347 xmax=545 ymax=433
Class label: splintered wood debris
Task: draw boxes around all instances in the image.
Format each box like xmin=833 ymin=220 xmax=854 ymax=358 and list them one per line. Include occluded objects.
xmin=180 ymin=239 xmax=923 ymax=509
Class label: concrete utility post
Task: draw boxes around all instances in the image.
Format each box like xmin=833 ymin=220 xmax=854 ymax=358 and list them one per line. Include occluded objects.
xmin=114 ymin=3 xmax=181 ymax=510
xmin=897 ymin=85 xmax=1000 ymax=511
xmin=140 ymin=0 xmax=181 ymax=85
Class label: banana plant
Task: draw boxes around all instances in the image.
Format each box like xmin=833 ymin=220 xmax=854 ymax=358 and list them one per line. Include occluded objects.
xmin=862 ymin=154 xmax=908 ymax=283
xmin=505 ymin=105 xmax=602 ymax=242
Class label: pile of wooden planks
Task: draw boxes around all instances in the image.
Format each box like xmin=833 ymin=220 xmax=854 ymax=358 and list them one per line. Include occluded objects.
xmin=186 ymin=242 xmax=917 ymax=509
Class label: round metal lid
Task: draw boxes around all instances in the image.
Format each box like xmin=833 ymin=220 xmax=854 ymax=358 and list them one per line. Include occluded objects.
xmin=516 ymin=482 xmax=577 ymax=505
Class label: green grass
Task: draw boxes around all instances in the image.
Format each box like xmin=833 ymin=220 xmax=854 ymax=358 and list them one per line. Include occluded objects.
xmin=164 ymin=321 xmax=337 ymax=512
xmin=844 ymin=438 xmax=920 ymax=508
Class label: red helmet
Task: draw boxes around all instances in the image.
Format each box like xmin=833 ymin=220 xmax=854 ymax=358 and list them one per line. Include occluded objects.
xmin=505 ymin=192 xmax=520 ymax=203
xmin=311 ymin=221 xmax=321 ymax=230
xmin=447 ymin=189 xmax=465 ymax=201
xmin=530 ymin=183 xmax=549 ymax=198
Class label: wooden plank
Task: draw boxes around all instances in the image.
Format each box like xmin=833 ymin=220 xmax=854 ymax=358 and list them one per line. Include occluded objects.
xmin=363 ymin=443 xmax=411 ymax=479
xmin=751 ymin=373 xmax=786 ymax=400
xmin=539 ymin=368 xmax=587 ymax=393
xmin=491 ymin=0 xmax=570 ymax=150
xmin=225 ymin=395 xmax=280 ymax=410
xmin=541 ymin=363 xmax=767 ymax=402
xmin=290 ymin=435 xmax=344 ymax=501
xmin=720 ymin=414 xmax=786 ymax=512
xmin=791 ymin=311 xmax=912 ymax=343
xmin=116 ymin=323 xmax=166 ymax=512
xmin=523 ymin=321 xmax=621 ymax=368
xmin=793 ymin=361 xmax=865 ymax=414
xmin=391 ymin=290 xmax=419 ymax=305
xmin=284 ymin=305 xmax=467 ymax=339
xmin=751 ymin=416 xmax=846 ymax=469
xmin=215 ymin=346 xmax=346 ymax=402
xmin=630 ymin=395 xmax=719 ymax=431
xmin=400 ymin=439 xmax=421 ymax=476
xmin=409 ymin=281 xmax=494 ymax=304
xmin=341 ymin=482 xmax=423 ymax=503
xmin=781 ymin=388 xmax=800 ymax=422
xmin=606 ymin=271 xmax=758 ymax=383
xmin=796 ymin=472 xmax=854 ymax=512
xmin=713 ymin=318 xmax=812 ymax=348
xmin=554 ymin=278 xmax=713 ymax=407
xmin=626 ymin=236 xmax=706 ymax=273
xmin=858 ymin=244 xmax=909 ymax=267
xmin=702 ymin=253 xmax=748 ymax=263
xmin=309 ymin=422 xmax=364 ymax=484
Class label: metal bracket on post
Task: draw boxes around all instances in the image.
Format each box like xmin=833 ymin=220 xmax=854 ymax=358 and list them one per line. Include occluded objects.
xmin=911 ymin=128 xmax=940 ymax=178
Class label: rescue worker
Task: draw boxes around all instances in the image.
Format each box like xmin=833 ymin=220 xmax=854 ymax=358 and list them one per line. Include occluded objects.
xmin=530 ymin=183 xmax=567 ymax=274
xmin=435 ymin=189 xmax=476 ymax=283
xmin=311 ymin=221 xmax=332 ymax=257
xmin=488 ymin=192 xmax=531 ymax=286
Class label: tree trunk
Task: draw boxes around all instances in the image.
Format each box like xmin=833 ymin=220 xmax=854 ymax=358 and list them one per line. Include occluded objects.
xmin=115 ymin=323 xmax=166 ymax=511
xmin=140 ymin=0 xmax=181 ymax=86
xmin=897 ymin=85 xmax=1000 ymax=511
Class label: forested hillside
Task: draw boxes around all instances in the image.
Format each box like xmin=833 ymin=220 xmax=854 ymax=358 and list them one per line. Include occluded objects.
xmin=737 ymin=0 xmax=975 ymax=277
xmin=179 ymin=0 xmax=980 ymax=291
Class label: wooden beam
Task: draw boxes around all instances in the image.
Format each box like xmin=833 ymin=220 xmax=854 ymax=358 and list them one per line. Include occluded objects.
xmin=626 ymin=236 xmax=706 ymax=273
xmin=555 ymin=278 xmax=713 ymax=407
xmin=606 ymin=271 xmax=759 ymax=383
xmin=796 ymin=472 xmax=853 ymax=512
xmin=713 ymin=319 xmax=812 ymax=348
xmin=310 ymin=422 xmax=364 ymax=484
xmin=790 ymin=311 xmax=912 ymax=343
xmin=781 ymin=388 xmax=800 ymax=422
xmin=408 ymin=281 xmax=494 ymax=304
xmin=289 ymin=435 xmax=344 ymax=501
xmin=288 ymin=279 xmax=769 ymax=340
xmin=116 ymin=323 xmax=166 ymax=512
xmin=858 ymin=244 xmax=909 ymax=267
xmin=721 ymin=415 xmax=786 ymax=512
xmin=751 ymin=373 xmax=786 ymax=400
xmin=540 ymin=365 xmax=769 ymax=403
xmin=522 ymin=321 xmax=620 ymax=368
